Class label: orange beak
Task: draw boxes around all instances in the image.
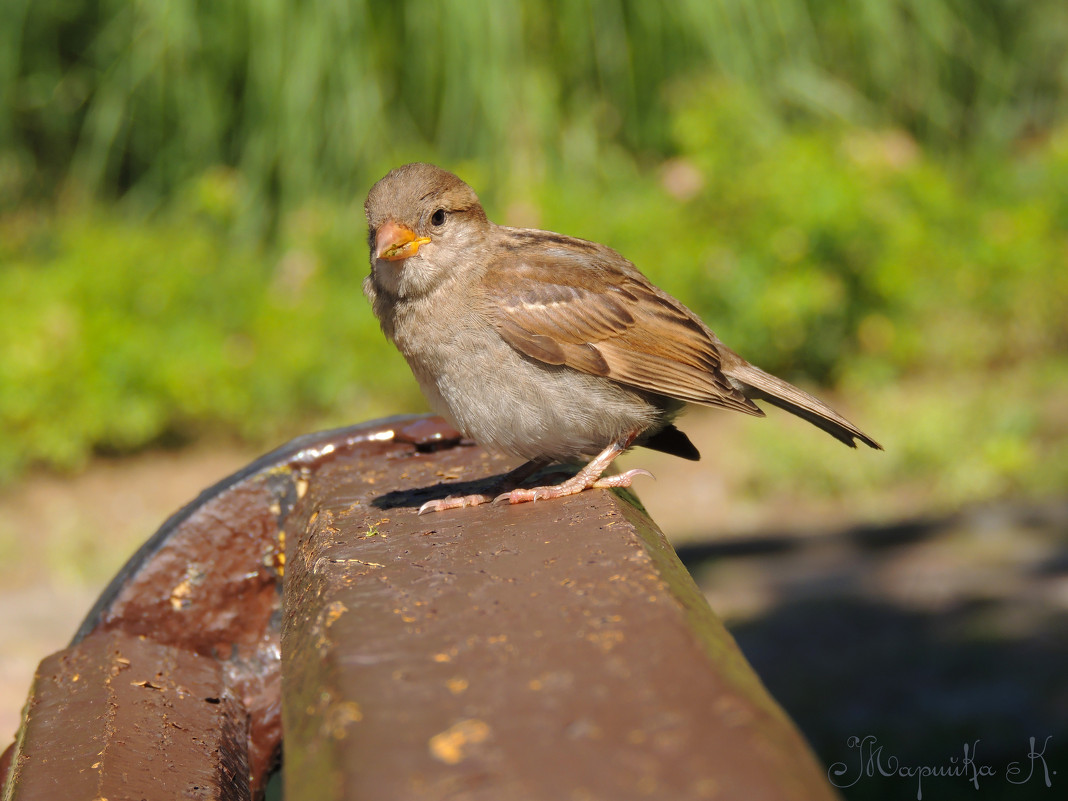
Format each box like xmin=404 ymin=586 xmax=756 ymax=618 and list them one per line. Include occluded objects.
xmin=375 ymin=221 xmax=431 ymax=261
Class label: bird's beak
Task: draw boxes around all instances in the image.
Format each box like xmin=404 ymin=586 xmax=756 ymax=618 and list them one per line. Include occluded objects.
xmin=375 ymin=221 xmax=431 ymax=261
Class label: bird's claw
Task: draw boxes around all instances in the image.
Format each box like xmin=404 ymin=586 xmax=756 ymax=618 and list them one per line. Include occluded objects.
xmin=421 ymin=460 xmax=654 ymax=511
xmin=491 ymin=468 xmax=654 ymax=506
xmin=417 ymin=493 xmax=493 ymax=514
xmin=492 ymin=486 xmax=554 ymax=505
xmin=590 ymin=468 xmax=655 ymax=488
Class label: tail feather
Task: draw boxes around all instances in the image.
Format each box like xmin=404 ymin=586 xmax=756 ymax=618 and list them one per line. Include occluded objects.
xmin=726 ymin=362 xmax=882 ymax=450
xmin=641 ymin=423 xmax=701 ymax=461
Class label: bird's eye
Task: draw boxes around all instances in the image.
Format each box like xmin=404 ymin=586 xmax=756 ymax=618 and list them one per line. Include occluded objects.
xmin=430 ymin=208 xmax=447 ymax=227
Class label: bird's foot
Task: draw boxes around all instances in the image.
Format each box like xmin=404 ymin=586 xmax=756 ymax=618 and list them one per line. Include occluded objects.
xmin=416 ymin=458 xmax=552 ymax=514
xmin=418 ymin=493 xmax=494 ymax=515
xmin=493 ymin=468 xmax=654 ymax=505
xmin=590 ymin=469 xmax=654 ymax=488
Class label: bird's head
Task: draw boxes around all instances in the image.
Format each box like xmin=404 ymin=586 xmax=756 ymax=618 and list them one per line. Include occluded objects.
xmin=364 ymin=163 xmax=490 ymax=299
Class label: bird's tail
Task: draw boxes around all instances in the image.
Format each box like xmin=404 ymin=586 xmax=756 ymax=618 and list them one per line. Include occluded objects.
xmin=726 ymin=362 xmax=882 ymax=450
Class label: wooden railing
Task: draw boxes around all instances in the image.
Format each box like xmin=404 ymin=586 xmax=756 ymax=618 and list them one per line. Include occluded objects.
xmin=1 ymin=416 xmax=839 ymax=800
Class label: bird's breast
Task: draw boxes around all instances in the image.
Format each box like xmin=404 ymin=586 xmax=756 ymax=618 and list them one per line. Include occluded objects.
xmin=383 ymin=293 xmax=667 ymax=463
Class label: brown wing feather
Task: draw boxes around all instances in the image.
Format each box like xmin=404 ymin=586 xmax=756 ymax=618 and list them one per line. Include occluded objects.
xmin=483 ymin=235 xmax=762 ymax=416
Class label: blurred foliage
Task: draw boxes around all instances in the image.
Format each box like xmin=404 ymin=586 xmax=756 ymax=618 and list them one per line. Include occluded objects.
xmin=0 ymin=196 xmax=422 ymax=480
xmin=2 ymin=0 xmax=1067 ymax=223
xmin=0 ymin=2 xmax=1066 ymax=505
xmin=2 ymin=80 xmax=1067 ymax=495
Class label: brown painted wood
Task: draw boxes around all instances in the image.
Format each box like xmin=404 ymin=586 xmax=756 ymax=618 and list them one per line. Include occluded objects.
xmin=3 ymin=417 xmax=446 ymax=800
xmin=281 ymin=429 xmax=839 ymax=801
xmin=3 ymin=416 xmax=839 ymax=800
xmin=6 ymin=630 xmax=250 ymax=801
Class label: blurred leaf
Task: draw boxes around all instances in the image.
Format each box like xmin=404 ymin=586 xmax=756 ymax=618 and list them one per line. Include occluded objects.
xmin=2 ymin=1 xmax=1067 ymax=223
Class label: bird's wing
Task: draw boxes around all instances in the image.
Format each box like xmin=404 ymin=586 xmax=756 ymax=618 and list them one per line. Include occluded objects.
xmin=482 ymin=238 xmax=761 ymax=416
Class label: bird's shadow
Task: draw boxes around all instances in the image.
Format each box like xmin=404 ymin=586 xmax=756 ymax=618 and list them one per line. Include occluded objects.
xmin=370 ymin=465 xmax=578 ymax=511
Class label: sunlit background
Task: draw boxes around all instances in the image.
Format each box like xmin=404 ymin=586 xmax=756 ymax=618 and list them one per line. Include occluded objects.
xmin=1 ymin=2 xmax=1066 ymax=798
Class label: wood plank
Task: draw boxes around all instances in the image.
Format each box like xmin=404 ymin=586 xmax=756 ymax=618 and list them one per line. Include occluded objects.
xmin=281 ymin=431 xmax=838 ymax=801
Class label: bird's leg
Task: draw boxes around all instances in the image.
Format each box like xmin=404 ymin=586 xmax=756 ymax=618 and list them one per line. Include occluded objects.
xmin=418 ymin=457 xmax=551 ymax=514
xmin=493 ymin=432 xmax=653 ymax=506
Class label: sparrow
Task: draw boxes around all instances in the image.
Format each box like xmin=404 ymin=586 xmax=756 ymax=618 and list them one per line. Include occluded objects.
xmin=364 ymin=163 xmax=881 ymax=514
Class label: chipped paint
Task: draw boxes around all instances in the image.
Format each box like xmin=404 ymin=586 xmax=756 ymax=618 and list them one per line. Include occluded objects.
xmin=586 ymin=630 xmax=625 ymax=652
xmin=322 ymin=701 xmax=363 ymax=739
xmin=315 ymin=601 xmax=349 ymax=649
xmin=167 ymin=563 xmax=207 ymax=611
xmin=322 ymin=601 xmax=348 ymax=627
xmin=332 ymin=557 xmax=385 ymax=568
xmin=445 ymin=677 xmax=469 ymax=695
xmin=428 ymin=719 xmax=491 ymax=765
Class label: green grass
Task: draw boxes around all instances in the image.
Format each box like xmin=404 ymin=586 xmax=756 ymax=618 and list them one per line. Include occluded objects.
xmin=2 ymin=1 xmax=1066 ymax=228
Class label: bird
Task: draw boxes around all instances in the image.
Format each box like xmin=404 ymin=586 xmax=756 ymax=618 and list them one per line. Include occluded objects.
xmin=363 ymin=163 xmax=881 ymax=514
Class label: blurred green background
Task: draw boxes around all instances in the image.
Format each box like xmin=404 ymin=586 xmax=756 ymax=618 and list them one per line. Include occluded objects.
xmin=2 ymin=2 xmax=1067 ymax=796
xmin=1 ymin=0 xmax=1066 ymax=505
